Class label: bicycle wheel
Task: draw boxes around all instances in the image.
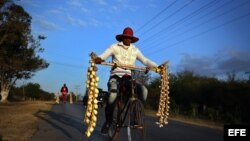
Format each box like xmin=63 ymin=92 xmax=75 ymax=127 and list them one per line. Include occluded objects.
xmin=109 ymin=101 xmax=126 ymax=141
xmin=109 ymin=121 xmax=120 ymax=141
xmin=127 ymin=99 xmax=146 ymax=141
xmin=108 ymin=105 xmax=119 ymax=141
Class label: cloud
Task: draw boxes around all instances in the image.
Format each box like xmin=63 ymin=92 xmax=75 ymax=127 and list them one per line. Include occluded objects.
xmin=66 ymin=14 xmax=75 ymax=24
xmin=63 ymin=0 xmax=138 ymax=28
xmin=81 ymin=7 xmax=90 ymax=13
xmin=94 ymin=0 xmax=108 ymax=6
xmin=89 ymin=18 xmax=101 ymax=27
xmin=35 ymin=18 xmax=58 ymax=31
xmin=67 ymin=0 xmax=90 ymax=13
xmin=77 ymin=19 xmax=87 ymax=27
xmin=48 ymin=9 xmax=64 ymax=15
xmin=66 ymin=14 xmax=87 ymax=27
xmin=67 ymin=0 xmax=83 ymax=7
xmin=177 ymin=48 xmax=250 ymax=77
xmin=109 ymin=1 xmax=138 ymax=12
xmin=177 ymin=54 xmax=216 ymax=76
xmin=216 ymin=48 xmax=250 ymax=72
xmin=17 ymin=0 xmax=40 ymax=8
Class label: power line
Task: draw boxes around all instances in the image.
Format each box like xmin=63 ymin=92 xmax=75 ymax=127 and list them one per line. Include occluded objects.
xmin=139 ymin=0 xmax=218 ymax=47
xmin=137 ymin=0 xmax=195 ymax=39
xmin=145 ymin=12 xmax=250 ymax=57
xmin=135 ymin=0 xmax=178 ymax=33
xmin=141 ymin=0 xmax=234 ymax=50
xmin=144 ymin=0 xmax=247 ymax=52
xmin=50 ymin=61 xmax=86 ymax=69
xmin=165 ymin=0 xmax=234 ymax=34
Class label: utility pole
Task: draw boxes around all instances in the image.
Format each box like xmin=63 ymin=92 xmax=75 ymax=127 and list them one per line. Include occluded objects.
xmin=75 ymin=85 xmax=80 ymax=101
xmin=22 ymin=81 xmax=25 ymax=100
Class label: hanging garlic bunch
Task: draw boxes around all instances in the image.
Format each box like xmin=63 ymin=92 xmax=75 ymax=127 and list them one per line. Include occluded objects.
xmin=84 ymin=61 xmax=100 ymax=137
xmin=155 ymin=62 xmax=170 ymax=127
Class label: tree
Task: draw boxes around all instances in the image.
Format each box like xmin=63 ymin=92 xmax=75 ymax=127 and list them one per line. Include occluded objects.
xmin=0 ymin=0 xmax=49 ymax=102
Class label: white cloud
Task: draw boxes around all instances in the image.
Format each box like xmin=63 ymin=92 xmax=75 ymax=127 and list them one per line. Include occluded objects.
xmin=94 ymin=0 xmax=107 ymax=6
xmin=66 ymin=14 xmax=74 ymax=24
xmin=66 ymin=14 xmax=87 ymax=27
xmin=177 ymin=48 xmax=250 ymax=77
xmin=35 ymin=18 xmax=58 ymax=31
xmin=48 ymin=9 xmax=64 ymax=15
xmin=67 ymin=0 xmax=83 ymax=7
xmin=81 ymin=7 xmax=89 ymax=13
xmin=77 ymin=19 xmax=87 ymax=27
xmin=89 ymin=18 xmax=101 ymax=27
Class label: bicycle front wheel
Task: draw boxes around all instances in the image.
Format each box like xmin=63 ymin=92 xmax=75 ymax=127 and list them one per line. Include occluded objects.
xmin=127 ymin=100 xmax=146 ymax=141
xmin=108 ymin=105 xmax=120 ymax=141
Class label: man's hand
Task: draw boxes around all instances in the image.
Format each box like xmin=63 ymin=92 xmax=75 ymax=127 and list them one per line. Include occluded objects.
xmin=155 ymin=65 xmax=164 ymax=73
xmin=94 ymin=57 xmax=104 ymax=64
xmin=111 ymin=63 xmax=118 ymax=71
xmin=145 ymin=66 xmax=163 ymax=73
xmin=145 ymin=66 xmax=155 ymax=74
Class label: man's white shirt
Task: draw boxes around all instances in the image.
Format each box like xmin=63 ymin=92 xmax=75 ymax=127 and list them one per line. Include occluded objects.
xmin=99 ymin=42 xmax=158 ymax=77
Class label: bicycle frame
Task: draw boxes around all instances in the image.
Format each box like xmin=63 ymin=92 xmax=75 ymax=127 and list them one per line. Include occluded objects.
xmin=115 ymin=75 xmax=138 ymax=127
xmin=97 ymin=68 xmax=146 ymax=141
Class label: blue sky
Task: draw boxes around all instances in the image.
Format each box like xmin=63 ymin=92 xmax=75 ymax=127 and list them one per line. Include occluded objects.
xmin=15 ymin=0 xmax=250 ymax=95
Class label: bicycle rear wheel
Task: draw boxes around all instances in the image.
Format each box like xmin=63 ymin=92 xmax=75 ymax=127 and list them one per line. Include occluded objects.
xmin=127 ymin=100 xmax=146 ymax=141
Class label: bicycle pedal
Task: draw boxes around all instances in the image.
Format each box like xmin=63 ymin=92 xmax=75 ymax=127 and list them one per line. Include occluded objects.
xmin=131 ymin=124 xmax=143 ymax=129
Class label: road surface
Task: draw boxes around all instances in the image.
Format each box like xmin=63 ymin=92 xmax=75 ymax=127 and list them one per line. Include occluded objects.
xmin=30 ymin=102 xmax=223 ymax=141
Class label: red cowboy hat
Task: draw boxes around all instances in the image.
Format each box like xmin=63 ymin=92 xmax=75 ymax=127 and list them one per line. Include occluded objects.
xmin=116 ymin=27 xmax=139 ymax=43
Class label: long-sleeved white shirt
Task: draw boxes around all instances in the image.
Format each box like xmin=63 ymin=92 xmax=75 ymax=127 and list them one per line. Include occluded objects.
xmin=99 ymin=42 xmax=158 ymax=77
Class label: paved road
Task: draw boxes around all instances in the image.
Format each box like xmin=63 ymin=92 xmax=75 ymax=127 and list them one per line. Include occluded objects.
xmin=30 ymin=102 xmax=223 ymax=141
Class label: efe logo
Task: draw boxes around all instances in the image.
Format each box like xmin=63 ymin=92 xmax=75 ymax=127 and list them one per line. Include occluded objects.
xmin=228 ymin=129 xmax=246 ymax=136
xmin=224 ymin=124 xmax=249 ymax=141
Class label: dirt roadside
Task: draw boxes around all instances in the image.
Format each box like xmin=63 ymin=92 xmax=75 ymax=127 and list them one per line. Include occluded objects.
xmin=0 ymin=101 xmax=54 ymax=141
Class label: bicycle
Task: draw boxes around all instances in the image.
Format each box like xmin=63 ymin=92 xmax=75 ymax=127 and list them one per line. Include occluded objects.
xmin=97 ymin=62 xmax=154 ymax=141
xmin=84 ymin=52 xmax=170 ymax=139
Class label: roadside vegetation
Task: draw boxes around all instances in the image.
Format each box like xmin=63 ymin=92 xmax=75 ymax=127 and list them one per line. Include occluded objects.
xmin=147 ymin=71 xmax=250 ymax=125
xmin=8 ymin=83 xmax=55 ymax=101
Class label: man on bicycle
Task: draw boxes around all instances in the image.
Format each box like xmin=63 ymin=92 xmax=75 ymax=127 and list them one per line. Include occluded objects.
xmin=60 ymin=83 xmax=68 ymax=104
xmin=94 ymin=27 xmax=158 ymax=134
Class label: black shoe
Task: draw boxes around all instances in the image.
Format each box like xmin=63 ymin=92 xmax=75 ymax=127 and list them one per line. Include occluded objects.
xmin=101 ymin=122 xmax=110 ymax=134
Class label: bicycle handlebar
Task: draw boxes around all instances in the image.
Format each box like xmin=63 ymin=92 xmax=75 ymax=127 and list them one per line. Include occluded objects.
xmin=99 ymin=62 xmax=148 ymax=71
xmin=90 ymin=51 xmax=168 ymax=73
xmin=99 ymin=61 xmax=168 ymax=73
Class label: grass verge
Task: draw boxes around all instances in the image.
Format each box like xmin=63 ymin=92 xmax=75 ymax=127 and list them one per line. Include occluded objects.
xmin=0 ymin=101 xmax=54 ymax=141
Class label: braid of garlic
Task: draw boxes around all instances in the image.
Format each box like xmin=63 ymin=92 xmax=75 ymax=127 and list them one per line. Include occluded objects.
xmin=84 ymin=61 xmax=100 ymax=137
xmin=155 ymin=62 xmax=170 ymax=127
